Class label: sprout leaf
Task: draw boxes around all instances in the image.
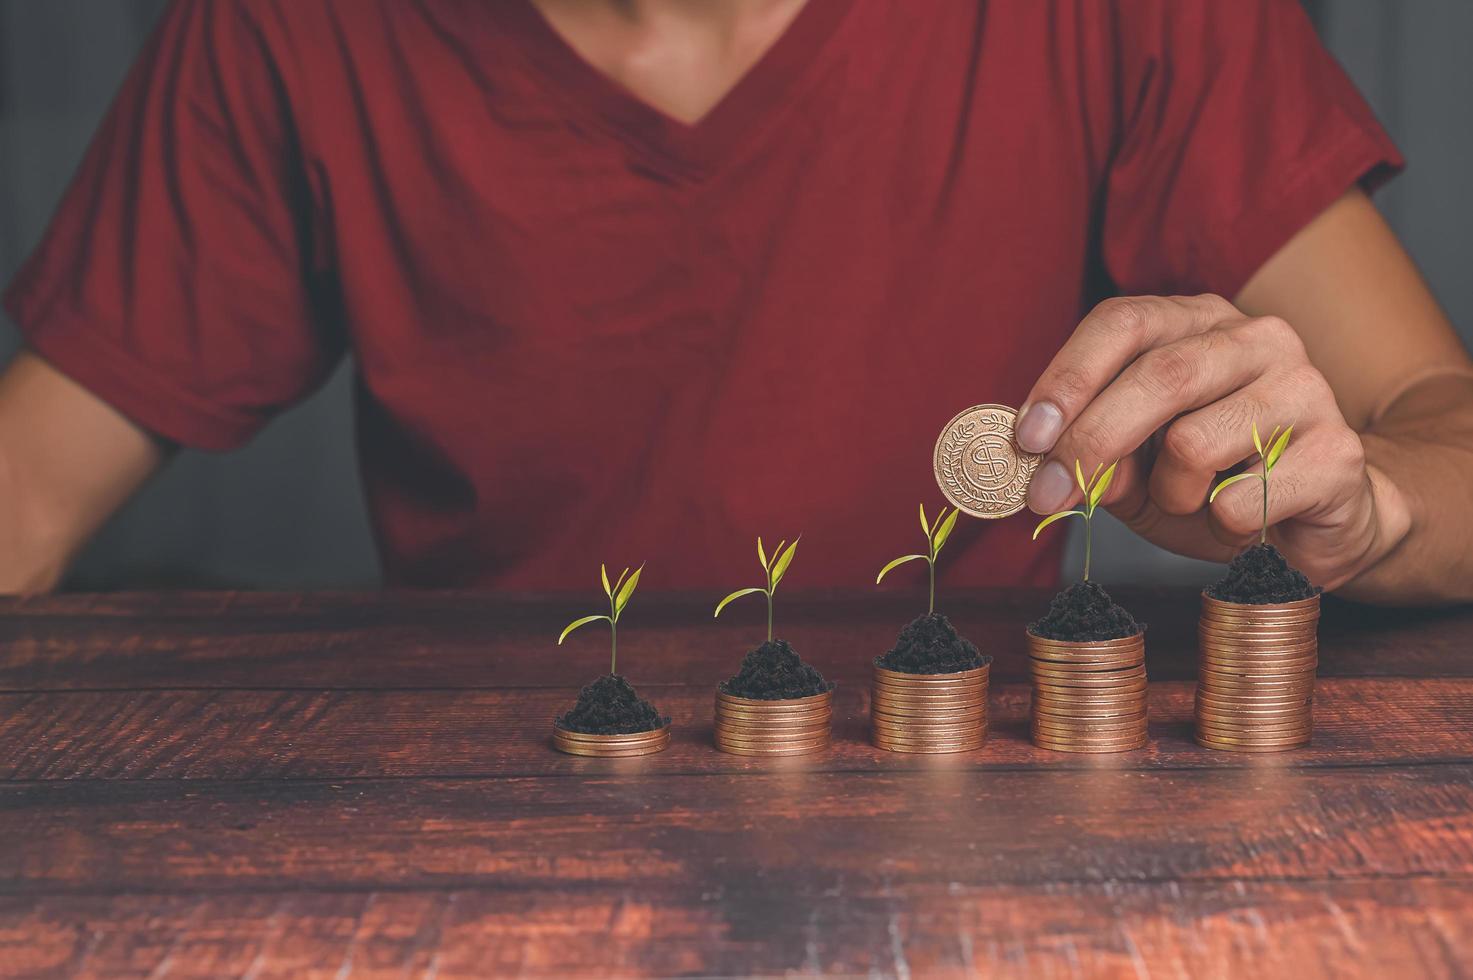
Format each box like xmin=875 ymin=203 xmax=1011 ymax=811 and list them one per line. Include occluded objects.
xmin=1265 ymin=424 xmax=1294 ymax=472
xmin=714 ymin=587 xmax=765 ymax=618
xmin=876 ymin=553 xmax=928 ymax=584
xmin=1075 ymin=459 xmax=1088 ymax=495
xmin=1252 ymin=420 xmax=1263 ymax=455
xmin=770 ymin=537 xmax=800 ymax=588
xmin=932 ymin=507 xmax=959 ymax=552
xmin=1209 ymin=471 xmax=1259 ymax=502
xmin=600 ymin=563 xmax=611 ymax=598
xmin=614 ymin=563 xmax=644 ymax=618
xmin=1089 ymin=460 xmax=1118 ymax=509
xmin=757 ymin=537 xmax=768 ymax=570
xmin=919 ymin=503 xmax=931 ymax=536
xmin=558 ymin=614 xmax=611 ymax=645
xmin=1033 ymin=509 xmax=1083 ymax=540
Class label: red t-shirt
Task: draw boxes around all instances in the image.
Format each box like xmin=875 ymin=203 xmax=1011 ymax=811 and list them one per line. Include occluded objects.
xmin=4 ymin=0 xmax=1399 ymax=591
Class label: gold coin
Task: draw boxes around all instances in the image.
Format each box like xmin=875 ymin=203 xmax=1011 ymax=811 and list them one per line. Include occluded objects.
xmin=872 ymin=722 xmax=983 ymax=735
xmin=715 ymin=734 xmax=830 ymax=750
xmin=1026 ymin=633 xmax=1145 ymax=648
xmin=933 ymin=404 xmax=1041 ymax=519
xmin=1195 ymin=731 xmax=1310 ymax=748
xmin=1198 ymin=667 xmax=1316 ymax=686
xmin=1032 ymin=705 xmax=1148 ymax=721
xmin=1200 ymin=606 xmax=1320 ymax=620
xmin=717 ymin=744 xmax=831 ymax=757
xmin=873 ymin=736 xmax=984 ymax=752
xmin=872 ymin=692 xmax=988 ymax=707
xmin=552 ymin=724 xmax=669 ymax=742
xmin=1194 ymin=708 xmax=1311 ymax=727
xmin=1195 ymin=715 xmax=1312 ymax=732
xmin=872 ymin=736 xmax=978 ymax=751
xmin=1198 ymin=665 xmax=1316 ymax=681
xmin=1032 ymin=735 xmax=1148 ymax=753
xmin=1195 ymin=705 xmax=1310 ymax=720
xmin=872 ymin=730 xmax=985 ymax=743
xmin=1029 ymin=665 xmax=1147 ymax=682
xmin=1199 ymin=634 xmax=1318 ymax=647
xmin=874 ymin=718 xmax=988 ymax=731
xmin=709 ymin=722 xmax=830 ymax=736
xmin=718 ymin=707 xmax=836 ymax=722
xmin=1032 ymin=694 xmax=1148 ymax=710
xmin=1196 ymin=733 xmax=1313 ymax=748
xmin=873 ymin=665 xmax=989 ymax=684
xmin=872 ymin=685 xmax=985 ymax=700
xmin=1196 ymin=687 xmax=1313 ymax=702
xmin=1033 ymin=680 xmax=1148 ymax=697
xmin=1031 ymin=661 xmax=1143 ymax=675
xmin=1199 ymin=658 xmax=1318 ymax=675
xmin=1030 ymin=718 xmax=1148 ymax=737
xmin=553 ymin=724 xmax=671 ymax=757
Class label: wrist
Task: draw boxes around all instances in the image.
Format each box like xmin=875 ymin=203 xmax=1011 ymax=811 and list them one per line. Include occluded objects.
xmin=1334 ymin=458 xmax=1436 ymax=604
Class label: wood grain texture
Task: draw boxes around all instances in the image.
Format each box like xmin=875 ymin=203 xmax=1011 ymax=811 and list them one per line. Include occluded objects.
xmin=1 ymin=590 xmax=1469 ymax=691
xmin=8 ymin=766 xmax=1473 ymax=893
xmin=1 ymin=679 xmax=1471 ymax=781
xmin=5 ymin=879 xmax=1471 ymax=979
xmin=2 ymin=589 xmax=1471 ymax=978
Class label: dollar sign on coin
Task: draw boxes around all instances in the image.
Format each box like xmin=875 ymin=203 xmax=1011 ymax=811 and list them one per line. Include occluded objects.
xmin=933 ymin=404 xmax=1041 ymax=519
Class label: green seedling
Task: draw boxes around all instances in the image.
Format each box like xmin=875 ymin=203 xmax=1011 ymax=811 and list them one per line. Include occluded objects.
xmin=1210 ymin=421 xmax=1293 ymax=544
xmin=1033 ymin=459 xmax=1119 ymax=582
xmin=876 ymin=504 xmax=960 ymax=615
xmin=715 ymin=536 xmax=800 ymax=642
xmin=557 ymin=563 xmax=645 ymax=676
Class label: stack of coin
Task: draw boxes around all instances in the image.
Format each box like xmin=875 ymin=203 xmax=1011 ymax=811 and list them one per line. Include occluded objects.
xmin=1027 ymin=632 xmax=1148 ymax=753
xmin=1196 ymin=594 xmax=1319 ymax=752
xmin=870 ymin=664 xmax=989 ymax=753
xmin=552 ymin=722 xmax=671 ymax=757
xmin=714 ymin=688 xmax=833 ymax=756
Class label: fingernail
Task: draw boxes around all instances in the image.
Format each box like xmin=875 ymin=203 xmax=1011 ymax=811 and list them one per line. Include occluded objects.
xmin=1016 ymin=401 xmax=1063 ymax=454
xmin=1028 ymin=460 xmax=1072 ymax=514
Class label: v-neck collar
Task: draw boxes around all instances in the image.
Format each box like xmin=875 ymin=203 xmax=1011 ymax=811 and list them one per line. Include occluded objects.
xmin=491 ymin=0 xmax=853 ymax=179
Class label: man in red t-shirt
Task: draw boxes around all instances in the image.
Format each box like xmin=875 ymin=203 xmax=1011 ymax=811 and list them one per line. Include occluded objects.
xmin=2 ymin=0 xmax=1471 ymax=601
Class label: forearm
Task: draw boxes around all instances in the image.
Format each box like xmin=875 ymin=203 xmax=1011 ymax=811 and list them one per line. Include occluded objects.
xmin=1340 ymin=372 xmax=1473 ymax=604
xmin=0 ymin=351 xmax=166 ymax=594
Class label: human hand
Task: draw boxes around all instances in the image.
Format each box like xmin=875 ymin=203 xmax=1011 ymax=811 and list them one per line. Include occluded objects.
xmin=1015 ymin=294 xmax=1411 ymax=590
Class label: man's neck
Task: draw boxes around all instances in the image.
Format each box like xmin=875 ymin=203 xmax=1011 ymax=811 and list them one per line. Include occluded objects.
xmin=531 ymin=0 xmax=810 ymax=125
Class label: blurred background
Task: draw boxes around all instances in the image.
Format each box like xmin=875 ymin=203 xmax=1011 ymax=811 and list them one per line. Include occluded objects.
xmin=2 ymin=0 xmax=1470 ymax=591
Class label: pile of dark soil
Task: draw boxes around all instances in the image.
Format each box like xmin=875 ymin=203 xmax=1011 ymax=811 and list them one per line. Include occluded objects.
xmin=555 ymin=674 xmax=668 ymax=734
xmin=1029 ymin=581 xmax=1142 ymax=642
xmin=1207 ymin=543 xmax=1320 ymax=605
xmin=719 ymin=639 xmax=833 ymax=700
xmin=875 ymin=613 xmax=988 ymax=674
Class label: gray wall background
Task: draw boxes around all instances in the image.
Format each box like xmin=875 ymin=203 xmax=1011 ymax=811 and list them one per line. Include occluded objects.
xmin=1 ymin=1 xmax=1469 ymax=591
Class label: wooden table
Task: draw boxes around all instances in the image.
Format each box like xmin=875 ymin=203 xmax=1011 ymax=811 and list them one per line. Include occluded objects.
xmin=2 ymin=589 xmax=1471 ymax=978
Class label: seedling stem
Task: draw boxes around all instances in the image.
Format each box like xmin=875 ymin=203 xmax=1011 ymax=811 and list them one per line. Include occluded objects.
xmin=716 ymin=536 xmax=801 ymax=643
xmin=1209 ymin=422 xmax=1294 ymax=545
xmin=876 ymin=504 xmax=960 ymax=615
xmin=1033 ymin=460 xmax=1119 ymax=582
xmin=558 ymin=562 xmax=645 ymax=676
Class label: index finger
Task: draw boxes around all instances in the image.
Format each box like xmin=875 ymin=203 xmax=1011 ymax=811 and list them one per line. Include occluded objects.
xmin=1015 ymin=294 xmax=1237 ymax=454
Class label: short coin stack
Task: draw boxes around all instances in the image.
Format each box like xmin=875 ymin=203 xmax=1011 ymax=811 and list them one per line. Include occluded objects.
xmin=1196 ymin=594 xmax=1319 ymax=752
xmin=552 ymin=723 xmax=671 ymax=757
xmin=870 ymin=664 xmax=989 ymax=754
xmin=714 ymin=688 xmax=833 ymax=756
xmin=1027 ymin=632 xmax=1148 ymax=753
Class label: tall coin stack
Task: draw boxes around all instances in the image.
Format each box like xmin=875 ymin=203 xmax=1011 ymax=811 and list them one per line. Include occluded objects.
xmin=714 ymin=688 xmax=833 ymax=756
xmin=870 ymin=664 xmax=989 ymax=754
xmin=1027 ymin=633 xmax=1148 ymax=753
xmin=1196 ymin=594 xmax=1319 ymax=752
